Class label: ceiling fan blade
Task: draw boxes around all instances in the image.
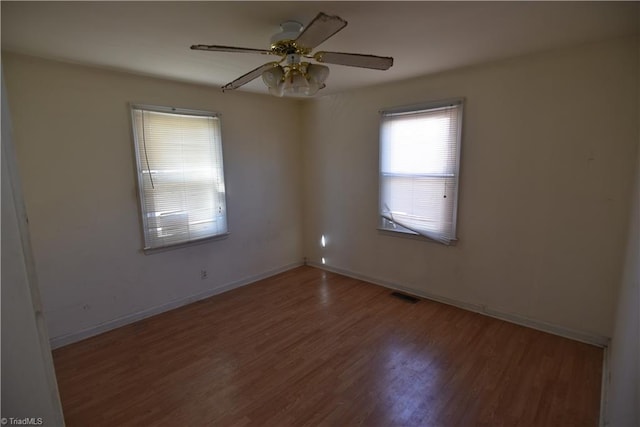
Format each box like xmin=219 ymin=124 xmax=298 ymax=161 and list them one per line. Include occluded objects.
xmin=222 ymin=62 xmax=280 ymax=91
xmin=191 ymin=44 xmax=273 ymax=55
xmin=295 ymin=13 xmax=347 ymax=50
xmin=314 ymin=51 xmax=394 ymax=70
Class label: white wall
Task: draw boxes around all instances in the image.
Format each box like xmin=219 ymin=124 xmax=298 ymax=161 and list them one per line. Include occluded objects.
xmin=605 ymin=32 xmax=640 ymax=427
xmin=2 ymin=53 xmax=304 ymax=345
xmin=302 ymin=37 xmax=639 ymax=341
xmin=1 ymin=70 xmax=65 ymax=425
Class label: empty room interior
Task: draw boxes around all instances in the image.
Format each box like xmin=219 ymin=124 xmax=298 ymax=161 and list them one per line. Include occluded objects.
xmin=1 ymin=2 xmax=639 ymax=426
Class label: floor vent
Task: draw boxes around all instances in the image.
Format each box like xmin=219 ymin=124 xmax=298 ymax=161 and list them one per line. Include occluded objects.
xmin=391 ymin=291 xmax=420 ymax=303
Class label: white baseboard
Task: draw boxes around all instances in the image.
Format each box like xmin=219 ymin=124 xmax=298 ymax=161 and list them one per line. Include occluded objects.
xmin=309 ymin=262 xmax=611 ymax=348
xmin=49 ymin=261 xmax=304 ymax=349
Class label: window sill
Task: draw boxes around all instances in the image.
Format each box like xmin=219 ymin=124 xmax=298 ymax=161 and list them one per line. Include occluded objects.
xmin=142 ymin=232 xmax=230 ymax=255
xmin=377 ymin=228 xmax=458 ymax=246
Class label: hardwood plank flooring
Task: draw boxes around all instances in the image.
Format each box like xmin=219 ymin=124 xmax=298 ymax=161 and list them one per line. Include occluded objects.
xmin=52 ymin=266 xmax=603 ymax=426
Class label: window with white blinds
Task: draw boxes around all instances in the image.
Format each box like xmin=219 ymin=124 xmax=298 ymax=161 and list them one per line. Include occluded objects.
xmin=131 ymin=105 xmax=228 ymax=251
xmin=379 ymin=99 xmax=463 ymax=245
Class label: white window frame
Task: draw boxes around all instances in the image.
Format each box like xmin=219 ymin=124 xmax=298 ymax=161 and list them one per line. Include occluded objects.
xmin=130 ymin=104 xmax=229 ymax=253
xmin=378 ymin=98 xmax=464 ymax=245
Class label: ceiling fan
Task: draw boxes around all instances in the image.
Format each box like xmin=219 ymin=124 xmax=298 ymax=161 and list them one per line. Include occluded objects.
xmin=191 ymin=12 xmax=394 ymax=97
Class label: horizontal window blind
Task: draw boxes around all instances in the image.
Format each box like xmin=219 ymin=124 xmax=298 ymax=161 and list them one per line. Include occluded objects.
xmin=379 ymin=100 xmax=463 ymax=244
xmin=131 ymin=105 xmax=227 ymax=250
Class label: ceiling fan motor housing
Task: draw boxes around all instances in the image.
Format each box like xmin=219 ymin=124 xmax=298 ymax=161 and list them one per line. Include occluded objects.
xmin=270 ymin=21 xmax=310 ymax=58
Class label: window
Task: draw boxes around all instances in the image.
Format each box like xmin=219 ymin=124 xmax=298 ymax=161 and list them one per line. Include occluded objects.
xmin=379 ymin=99 xmax=463 ymax=245
xmin=131 ymin=105 xmax=228 ymax=251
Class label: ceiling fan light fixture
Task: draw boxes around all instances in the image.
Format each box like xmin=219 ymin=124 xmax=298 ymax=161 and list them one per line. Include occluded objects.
xmin=282 ymin=68 xmax=309 ymax=96
xmin=306 ymin=63 xmax=330 ymax=84
xmin=305 ymin=79 xmax=321 ymax=96
xmin=302 ymin=64 xmax=329 ymax=96
xmin=261 ymin=63 xmax=330 ymax=97
xmin=261 ymin=65 xmax=284 ymax=88
xmin=268 ymin=85 xmax=285 ymax=97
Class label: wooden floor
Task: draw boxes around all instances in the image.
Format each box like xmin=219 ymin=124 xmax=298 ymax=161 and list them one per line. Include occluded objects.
xmin=53 ymin=266 xmax=603 ymax=426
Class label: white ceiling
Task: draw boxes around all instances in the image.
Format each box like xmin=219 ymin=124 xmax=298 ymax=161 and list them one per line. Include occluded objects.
xmin=2 ymin=1 xmax=638 ymax=96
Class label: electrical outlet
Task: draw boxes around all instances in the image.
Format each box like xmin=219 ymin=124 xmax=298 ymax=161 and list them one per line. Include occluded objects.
xmin=201 ymin=269 xmax=208 ymax=280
